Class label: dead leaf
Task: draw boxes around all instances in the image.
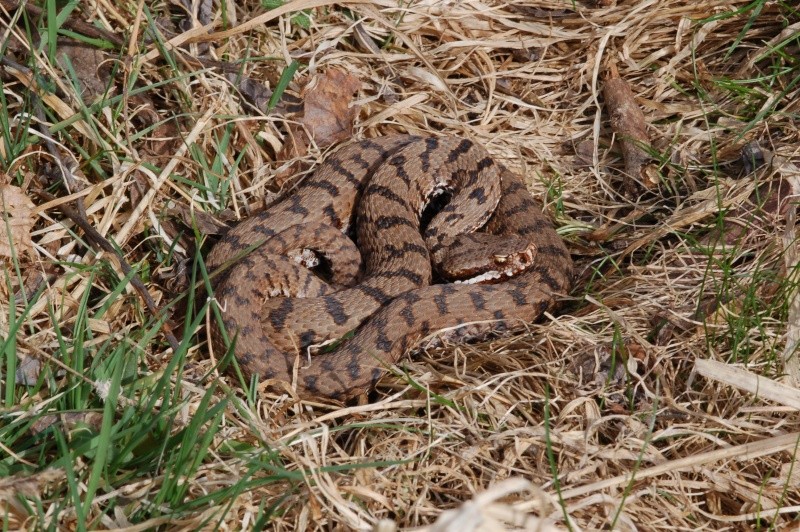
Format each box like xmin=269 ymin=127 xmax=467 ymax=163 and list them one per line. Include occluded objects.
xmin=15 ymin=355 xmax=41 ymax=386
xmin=29 ymin=412 xmax=103 ymax=435
xmin=405 ymin=66 xmax=449 ymax=93
xmin=235 ymin=76 xmax=274 ymax=113
xmin=0 ymin=469 xmax=63 ymax=499
xmin=56 ymin=39 xmax=113 ymax=102
xmin=167 ymin=204 xmax=231 ymax=235
xmin=0 ymin=183 xmax=36 ymax=260
xmin=298 ymin=69 xmax=361 ymax=147
xmin=573 ymin=139 xmax=595 ymax=166
xmin=603 ymin=63 xmax=657 ymax=192
xmin=177 ymin=0 xmax=213 ymax=29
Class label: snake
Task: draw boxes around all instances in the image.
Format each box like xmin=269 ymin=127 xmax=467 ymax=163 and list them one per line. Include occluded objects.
xmin=206 ymin=135 xmax=572 ymax=400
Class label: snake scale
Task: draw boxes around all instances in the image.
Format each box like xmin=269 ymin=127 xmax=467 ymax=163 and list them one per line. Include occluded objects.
xmin=206 ymin=135 xmax=572 ymax=400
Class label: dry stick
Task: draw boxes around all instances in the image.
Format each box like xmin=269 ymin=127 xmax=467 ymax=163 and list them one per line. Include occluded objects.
xmin=617 ymin=183 xmax=755 ymax=261
xmin=32 ymin=100 xmax=88 ymax=222
xmin=115 ymin=104 xmax=218 ymax=245
xmin=694 ymin=359 xmax=800 ymax=411
xmin=558 ymin=431 xmax=800 ymax=500
xmin=777 ymin=157 xmax=800 ymax=383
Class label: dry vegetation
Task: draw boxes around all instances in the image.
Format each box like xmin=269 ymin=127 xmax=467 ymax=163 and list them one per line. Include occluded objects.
xmin=1 ymin=0 xmax=800 ymax=530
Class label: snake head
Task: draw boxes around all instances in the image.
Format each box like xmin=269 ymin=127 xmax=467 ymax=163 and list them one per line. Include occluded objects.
xmin=439 ymin=234 xmax=537 ymax=284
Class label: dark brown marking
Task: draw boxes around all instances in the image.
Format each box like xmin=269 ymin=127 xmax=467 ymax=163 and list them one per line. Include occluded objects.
xmin=469 ymin=291 xmax=487 ymax=311
xmin=468 ymin=187 xmax=488 ymax=204
xmin=420 ymin=137 xmax=439 ymax=171
xmin=324 ymin=297 xmax=348 ymax=325
xmin=367 ymin=184 xmax=409 ymax=207
xmin=268 ymin=298 xmax=294 ymax=330
xmin=447 ymin=139 xmax=473 ymax=163
xmin=375 ymin=215 xmax=416 ymax=230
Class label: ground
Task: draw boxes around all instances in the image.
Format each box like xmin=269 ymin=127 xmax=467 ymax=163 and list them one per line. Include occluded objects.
xmin=1 ymin=0 xmax=799 ymax=530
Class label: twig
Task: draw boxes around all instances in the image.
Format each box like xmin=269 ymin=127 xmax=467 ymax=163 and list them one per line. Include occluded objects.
xmin=32 ymin=99 xmax=89 ymax=218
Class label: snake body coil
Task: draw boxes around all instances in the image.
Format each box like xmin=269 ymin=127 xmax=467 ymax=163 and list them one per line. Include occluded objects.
xmin=207 ymin=135 xmax=572 ymax=399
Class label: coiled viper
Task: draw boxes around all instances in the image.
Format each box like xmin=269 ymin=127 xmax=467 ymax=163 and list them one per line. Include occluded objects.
xmin=207 ymin=135 xmax=572 ymax=400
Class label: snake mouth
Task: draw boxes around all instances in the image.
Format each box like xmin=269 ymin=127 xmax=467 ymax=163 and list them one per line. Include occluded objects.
xmin=453 ymin=269 xmax=514 ymax=285
xmin=452 ymin=265 xmax=526 ymax=285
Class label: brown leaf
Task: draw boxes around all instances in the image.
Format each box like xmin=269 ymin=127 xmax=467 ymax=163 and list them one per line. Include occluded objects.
xmin=603 ymin=64 xmax=657 ymax=192
xmin=135 ymin=104 xmax=181 ymax=162
xmin=573 ymin=139 xmax=595 ymax=167
xmin=167 ymin=204 xmax=231 ymax=236
xmin=56 ymin=39 xmax=113 ymax=102
xmin=235 ymin=76 xmax=274 ymax=113
xmin=0 ymin=469 xmax=63 ymax=499
xmin=0 ymin=183 xmax=36 ymax=260
xmin=271 ymin=69 xmax=361 ymax=184
xmin=29 ymin=412 xmax=103 ymax=435
xmin=298 ymin=69 xmax=361 ymax=147
xmin=15 ymin=355 xmax=42 ymax=386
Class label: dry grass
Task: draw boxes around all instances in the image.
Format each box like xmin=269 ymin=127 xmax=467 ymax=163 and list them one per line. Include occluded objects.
xmin=1 ymin=0 xmax=799 ymax=530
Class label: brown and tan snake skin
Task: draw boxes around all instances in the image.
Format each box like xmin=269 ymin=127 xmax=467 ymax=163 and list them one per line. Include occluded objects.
xmin=207 ymin=135 xmax=573 ymax=400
